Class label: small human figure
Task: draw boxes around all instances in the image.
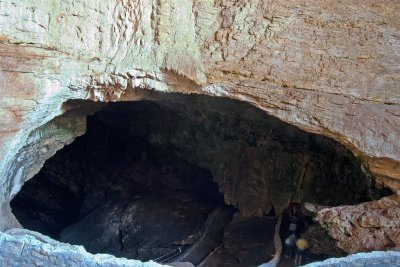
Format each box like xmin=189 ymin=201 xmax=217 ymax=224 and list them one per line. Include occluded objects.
xmin=284 ymin=233 xmax=296 ymax=258
xmin=294 ymin=237 xmax=308 ymax=266
xmin=288 ymin=215 xmax=298 ymax=235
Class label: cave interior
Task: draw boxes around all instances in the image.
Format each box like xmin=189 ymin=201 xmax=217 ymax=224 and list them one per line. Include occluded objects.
xmin=10 ymin=93 xmax=387 ymax=266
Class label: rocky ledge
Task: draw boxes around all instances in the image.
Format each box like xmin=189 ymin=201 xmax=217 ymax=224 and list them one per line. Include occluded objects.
xmin=316 ymin=193 xmax=400 ymax=253
xmin=304 ymin=251 xmax=400 ymax=267
xmin=0 ymin=229 xmax=166 ymax=267
xmin=1 ymin=229 xmax=399 ymax=267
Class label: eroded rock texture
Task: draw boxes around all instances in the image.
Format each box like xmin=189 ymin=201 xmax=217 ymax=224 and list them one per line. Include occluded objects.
xmin=315 ymin=193 xmax=400 ymax=253
xmin=0 ymin=229 xmax=165 ymax=267
xmin=302 ymin=224 xmax=345 ymax=257
xmin=195 ymin=1 xmax=400 ymax=192
xmin=303 ymin=251 xmax=400 ymax=267
xmin=0 ymin=0 xmax=399 ymax=258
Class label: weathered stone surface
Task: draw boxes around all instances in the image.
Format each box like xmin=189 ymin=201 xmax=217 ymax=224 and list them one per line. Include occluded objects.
xmin=0 ymin=99 xmax=105 ymax=230
xmin=0 ymin=0 xmax=399 ymax=210
xmin=315 ymin=194 xmax=400 ymax=253
xmin=194 ymin=0 xmax=400 ymax=192
xmin=0 ymin=229 xmax=167 ymax=267
xmin=2 ymin=229 xmax=399 ymax=267
xmin=0 ymin=0 xmax=399 ymax=259
xmin=302 ymin=224 xmax=345 ymax=257
xmin=304 ymin=251 xmax=400 ymax=267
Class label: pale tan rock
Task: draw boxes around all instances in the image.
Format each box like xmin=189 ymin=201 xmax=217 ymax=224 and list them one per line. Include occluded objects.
xmin=0 ymin=0 xmax=398 ymax=241
xmin=315 ymin=194 xmax=400 ymax=253
xmin=194 ymin=0 xmax=400 ymax=192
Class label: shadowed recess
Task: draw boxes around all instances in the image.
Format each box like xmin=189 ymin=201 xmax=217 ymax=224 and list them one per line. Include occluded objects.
xmin=10 ymin=93 xmax=389 ymax=266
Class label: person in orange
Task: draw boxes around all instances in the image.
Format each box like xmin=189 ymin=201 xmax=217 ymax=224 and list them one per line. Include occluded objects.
xmin=294 ymin=237 xmax=308 ymax=265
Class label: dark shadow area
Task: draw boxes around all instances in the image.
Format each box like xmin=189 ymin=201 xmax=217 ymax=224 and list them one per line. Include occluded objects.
xmin=279 ymin=203 xmax=347 ymax=267
xmin=10 ymin=93 xmax=389 ymax=266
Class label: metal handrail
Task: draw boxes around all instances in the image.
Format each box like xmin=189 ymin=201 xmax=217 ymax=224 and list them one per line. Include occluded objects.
xmin=154 ymin=246 xmax=184 ymax=263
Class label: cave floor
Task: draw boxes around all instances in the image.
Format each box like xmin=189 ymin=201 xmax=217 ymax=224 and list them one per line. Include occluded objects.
xmin=198 ymin=214 xmax=276 ymax=267
xmin=57 ymin=192 xmax=277 ymax=266
xmin=58 ymin=190 xmax=218 ymax=262
xmin=9 ymin=95 xmax=372 ymax=266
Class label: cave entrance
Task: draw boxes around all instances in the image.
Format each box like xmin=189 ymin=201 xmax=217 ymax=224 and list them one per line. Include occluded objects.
xmin=10 ymin=93 xmax=384 ymax=266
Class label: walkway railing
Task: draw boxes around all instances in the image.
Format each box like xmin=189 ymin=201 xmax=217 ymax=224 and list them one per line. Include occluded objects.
xmin=154 ymin=247 xmax=185 ymax=263
xmin=153 ymin=205 xmax=232 ymax=265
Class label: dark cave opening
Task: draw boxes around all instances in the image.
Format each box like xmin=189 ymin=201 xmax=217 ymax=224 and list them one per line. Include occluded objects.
xmin=10 ymin=93 xmax=387 ymax=266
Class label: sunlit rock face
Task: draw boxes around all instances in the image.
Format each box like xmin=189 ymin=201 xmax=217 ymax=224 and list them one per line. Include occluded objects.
xmin=316 ymin=193 xmax=400 ymax=253
xmin=303 ymin=251 xmax=400 ymax=267
xmin=0 ymin=0 xmax=399 ymax=263
xmin=0 ymin=229 xmax=164 ymax=267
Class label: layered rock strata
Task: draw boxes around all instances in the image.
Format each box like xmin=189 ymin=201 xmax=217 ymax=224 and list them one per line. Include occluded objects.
xmin=303 ymin=251 xmax=400 ymax=267
xmin=315 ymin=193 xmax=400 ymax=253
xmin=0 ymin=0 xmax=399 ymax=259
xmin=0 ymin=229 xmax=165 ymax=267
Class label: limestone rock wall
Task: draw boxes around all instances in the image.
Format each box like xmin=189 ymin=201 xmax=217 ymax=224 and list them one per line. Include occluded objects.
xmin=315 ymin=193 xmax=400 ymax=253
xmin=303 ymin=251 xmax=400 ymax=267
xmin=194 ymin=0 xmax=400 ymax=191
xmin=0 ymin=0 xmax=399 ymax=235
xmin=0 ymin=229 xmax=166 ymax=267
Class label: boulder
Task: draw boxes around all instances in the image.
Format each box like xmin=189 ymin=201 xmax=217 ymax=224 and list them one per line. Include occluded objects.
xmin=315 ymin=194 xmax=400 ymax=253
